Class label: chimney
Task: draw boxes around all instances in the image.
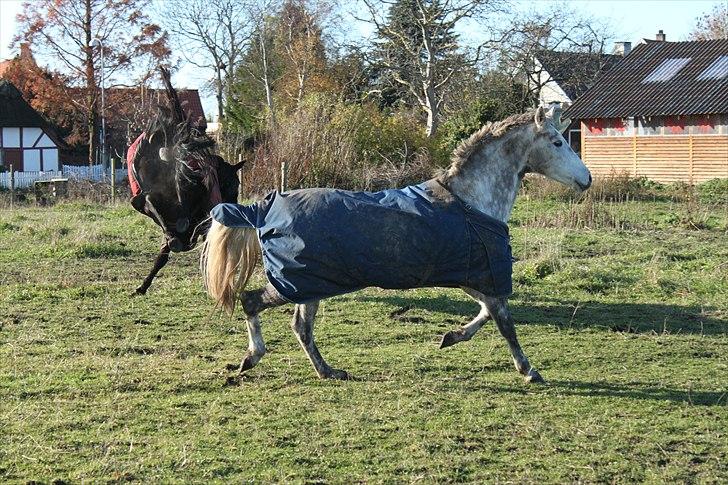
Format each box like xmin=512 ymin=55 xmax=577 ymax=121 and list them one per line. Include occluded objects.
xmin=655 ymin=30 xmax=666 ymax=42
xmin=613 ymin=41 xmax=632 ymax=56
xmin=19 ymin=43 xmax=34 ymax=61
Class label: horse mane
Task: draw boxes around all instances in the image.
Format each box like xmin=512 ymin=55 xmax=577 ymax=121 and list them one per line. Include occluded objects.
xmin=143 ymin=67 xmax=217 ymax=170
xmin=442 ymin=110 xmax=536 ymax=181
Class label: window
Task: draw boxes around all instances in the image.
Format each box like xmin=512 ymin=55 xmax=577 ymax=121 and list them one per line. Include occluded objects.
xmin=697 ymin=56 xmax=728 ymax=80
xmin=1 ymin=127 xmax=20 ymax=148
xmin=642 ymin=58 xmax=691 ymax=82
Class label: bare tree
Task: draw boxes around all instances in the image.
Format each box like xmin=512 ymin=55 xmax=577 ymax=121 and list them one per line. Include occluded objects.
xmin=160 ymin=0 xmax=253 ymax=121
xmin=497 ymin=10 xmax=615 ymax=108
xmin=690 ymin=3 xmax=728 ymax=41
xmin=15 ymin=0 xmax=169 ymax=166
xmin=361 ymin=0 xmax=498 ymax=138
xmin=236 ymin=0 xmax=284 ymax=126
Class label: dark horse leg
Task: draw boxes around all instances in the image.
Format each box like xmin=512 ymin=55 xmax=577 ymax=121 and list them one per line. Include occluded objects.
xmin=134 ymin=242 xmax=171 ymax=295
xmin=290 ymin=301 xmax=348 ymax=380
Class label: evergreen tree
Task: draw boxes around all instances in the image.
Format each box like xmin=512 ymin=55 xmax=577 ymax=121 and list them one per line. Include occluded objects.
xmin=363 ymin=0 xmax=492 ymax=137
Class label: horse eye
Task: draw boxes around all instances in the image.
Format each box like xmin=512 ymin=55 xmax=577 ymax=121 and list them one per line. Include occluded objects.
xmin=553 ymin=140 xmax=563 ymax=147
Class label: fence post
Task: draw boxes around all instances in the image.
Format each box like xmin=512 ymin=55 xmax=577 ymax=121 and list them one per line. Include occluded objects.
xmin=110 ymin=157 xmax=116 ymax=205
xmin=237 ymin=153 xmax=244 ymax=202
xmin=280 ymin=160 xmax=288 ymax=193
xmin=9 ymin=164 xmax=15 ymax=210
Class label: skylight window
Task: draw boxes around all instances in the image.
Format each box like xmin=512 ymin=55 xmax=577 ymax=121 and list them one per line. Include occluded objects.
xmin=697 ymin=55 xmax=728 ymax=80
xmin=642 ymin=58 xmax=691 ymax=82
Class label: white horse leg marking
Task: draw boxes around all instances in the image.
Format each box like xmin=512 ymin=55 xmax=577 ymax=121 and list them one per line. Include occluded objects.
xmin=239 ymin=315 xmax=266 ymax=371
xmin=440 ymin=288 xmax=492 ymax=348
xmin=482 ymin=296 xmax=545 ymax=384
xmin=234 ymin=284 xmax=286 ymax=373
xmin=290 ymin=301 xmax=348 ymax=380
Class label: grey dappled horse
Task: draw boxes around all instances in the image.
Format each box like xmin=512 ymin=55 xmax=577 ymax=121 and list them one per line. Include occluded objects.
xmin=202 ymin=106 xmax=591 ymax=383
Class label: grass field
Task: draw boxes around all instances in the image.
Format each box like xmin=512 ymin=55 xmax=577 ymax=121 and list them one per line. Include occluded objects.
xmin=1 ymin=190 xmax=727 ymax=482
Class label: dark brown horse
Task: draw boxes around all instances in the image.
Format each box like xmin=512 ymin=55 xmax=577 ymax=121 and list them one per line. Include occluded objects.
xmin=128 ymin=68 xmax=244 ymax=295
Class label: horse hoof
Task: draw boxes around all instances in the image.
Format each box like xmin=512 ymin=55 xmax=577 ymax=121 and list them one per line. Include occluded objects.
xmin=132 ymin=287 xmax=146 ymax=297
xmin=525 ymin=369 xmax=546 ymax=384
xmin=168 ymin=238 xmax=186 ymax=253
xmin=439 ymin=330 xmax=459 ymax=349
xmin=239 ymin=353 xmax=260 ymax=372
xmin=323 ymin=369 xmax=349 ymax=380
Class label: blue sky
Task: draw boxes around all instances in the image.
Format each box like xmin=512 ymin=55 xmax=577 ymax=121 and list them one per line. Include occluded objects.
xmin=1 ymin=0 xmax=723 ymax=119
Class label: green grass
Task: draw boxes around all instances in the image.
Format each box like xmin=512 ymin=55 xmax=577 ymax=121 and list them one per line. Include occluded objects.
xmin=0 ymin=197 xmax=726 ymax=483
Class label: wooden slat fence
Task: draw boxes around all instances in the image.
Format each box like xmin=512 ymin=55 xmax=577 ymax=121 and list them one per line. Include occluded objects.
xmin=581 ymin=131 xmax=728 ymax=183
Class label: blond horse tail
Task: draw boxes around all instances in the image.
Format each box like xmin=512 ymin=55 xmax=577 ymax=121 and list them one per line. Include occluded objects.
xmin=201 ymin=220 xmax=261 ymax=314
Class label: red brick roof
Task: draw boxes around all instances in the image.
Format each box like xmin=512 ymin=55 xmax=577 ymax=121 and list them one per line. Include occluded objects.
xmin=0 ymin=60 xmax=11 ymax=77
xmin=175 ymin=89 xmax=207 ymax=129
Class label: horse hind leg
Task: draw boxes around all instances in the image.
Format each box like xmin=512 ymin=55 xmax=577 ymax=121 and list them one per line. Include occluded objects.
xmin=290 ymin=301 xmax=348 ymax=380
xmin=440 ymin=288 xmax=492 ymax=349
xmin=231 ymin=284 xmax=287 ymax=374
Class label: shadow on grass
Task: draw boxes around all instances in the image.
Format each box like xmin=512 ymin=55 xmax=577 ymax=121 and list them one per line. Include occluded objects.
xmin=354 ymin=294 xmax=727 ymax=336
xmin=488 ymin=379 xmax=727 ymax=407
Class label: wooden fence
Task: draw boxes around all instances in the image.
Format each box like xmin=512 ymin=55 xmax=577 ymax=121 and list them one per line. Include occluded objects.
xmin=580 ymin=132 xmax=728 ymax=183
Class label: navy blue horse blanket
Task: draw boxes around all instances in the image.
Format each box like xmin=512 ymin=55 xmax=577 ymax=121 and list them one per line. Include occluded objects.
xmin=211 ymin=179 xmax=512 ymax=304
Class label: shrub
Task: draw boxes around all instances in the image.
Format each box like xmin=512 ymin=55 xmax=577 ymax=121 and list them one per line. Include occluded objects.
xmin=240 ymin=94 xmax=439 ymax=194
xmin=697 ymin=178 xmax=728 ymax=204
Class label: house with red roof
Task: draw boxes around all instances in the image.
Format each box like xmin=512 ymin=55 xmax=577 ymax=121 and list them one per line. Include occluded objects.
xmin=566 ymin=33 xmax=728 ymax=183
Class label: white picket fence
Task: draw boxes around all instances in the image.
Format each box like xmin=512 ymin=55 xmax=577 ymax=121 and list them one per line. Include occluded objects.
xmin=0 ymin=164 xmax=127 ymax=189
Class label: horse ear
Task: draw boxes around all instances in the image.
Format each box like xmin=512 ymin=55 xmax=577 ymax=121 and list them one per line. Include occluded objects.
xmin=548 ymin=104 xmax=570 ymax=133
xmin=534 ymin=106 xmax=546 ymax=129
xmin=557 ymin=117 xmax=572 ymax=133
xmin=233 ymin=161 xmax=245 ymax=172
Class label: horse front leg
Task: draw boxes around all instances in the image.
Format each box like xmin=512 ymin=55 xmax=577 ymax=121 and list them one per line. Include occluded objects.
xmin=290 ymin=301 xmax=348 ymax=380
xmin=134 ymin=243 xmax=171 ymax=295
xmin=482 ymin=296 xmax=545 ymax=384
xmin=440 ymin=288 xmax=492 ymax=348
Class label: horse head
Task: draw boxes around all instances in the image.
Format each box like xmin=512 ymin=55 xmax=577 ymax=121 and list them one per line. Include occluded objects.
xmin=526 ymin=105 xmax=592 ymax=192
xmin=129 ymin=110 xmax=242 ymax=253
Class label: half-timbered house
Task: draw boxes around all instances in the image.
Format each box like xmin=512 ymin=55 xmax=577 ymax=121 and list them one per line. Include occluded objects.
xmin=0 ymin=80 xmax=63 ymax=172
